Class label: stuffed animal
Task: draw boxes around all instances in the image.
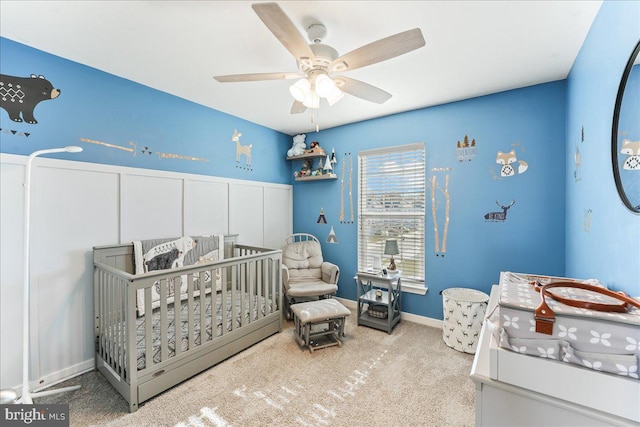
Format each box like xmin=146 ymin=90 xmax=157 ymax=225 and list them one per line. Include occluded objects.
xmin=300 ymin=159 xmax=313 ymax=176
xmin=305 ymin=141 xmax=325 ymax=155
xmin=287 ymin=134 xmax=307 ymax=157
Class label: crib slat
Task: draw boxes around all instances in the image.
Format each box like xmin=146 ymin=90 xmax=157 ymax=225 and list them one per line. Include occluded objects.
xmin=110 ymin=275 xmax=115 ymax=366
xmin=116 ymin=277 xmax=123 ymax=377
xmin=259 ymin=259 xmax=264 ymax=316
xmin=200 ymin=273 xmax=207 ymax=344
xmin=248 ymin=262 xmax=255 ymax=322
xmin=160 ymin=278 xmax=168 ymax=362
xmin=224 ymin=265 xmax=232 ymax=335
xmin=144 ymin=286 xmax=153 ymax=370
xmin=217 ymin=267 xmax=225 ymax=339
xmin=240 ymin=261 xmax=247 ymax=327
xmin=187 ymin=273 xmax=195 ymax=351
xmin=99 ymin=272 xmax=106 ymax=362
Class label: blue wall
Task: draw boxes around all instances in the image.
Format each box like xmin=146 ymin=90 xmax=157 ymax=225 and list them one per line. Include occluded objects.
xmin=0 ymin=38 xmax=291 ymax=184
xmin=565 ymin=0 xmax=640 ymax=294
xmin=3 ymin=0 xmax=637 ymax=322
xmin=294 ymin=82 xmax=567 ymax=319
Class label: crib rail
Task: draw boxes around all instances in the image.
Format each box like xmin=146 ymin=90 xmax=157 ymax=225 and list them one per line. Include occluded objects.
xmin=94 ymin=244 xmax=281 ymax=384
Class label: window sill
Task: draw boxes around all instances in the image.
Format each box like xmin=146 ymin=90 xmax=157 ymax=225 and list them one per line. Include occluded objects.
xmin=402 ymin=282 xmax=428 ymax=295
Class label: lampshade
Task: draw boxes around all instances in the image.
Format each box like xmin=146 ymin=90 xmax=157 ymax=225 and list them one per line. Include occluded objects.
xmin=302 ymin=91 xmax=320 ymax=109
xmin=384 ymin=240 xmax=399 ymax=256
xmin=290 ymin=74 xmax=343 ymax=110
xmin=326 ymin=86 xmax=344 ymax=106
xmin=315 ymin=74 xmax=335 ymax=98
xmin=289 ymin=78 xmax=311 ymax=102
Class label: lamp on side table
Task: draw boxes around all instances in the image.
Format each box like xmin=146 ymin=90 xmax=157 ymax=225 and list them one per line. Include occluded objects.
xmin=384 ymin=240 xmax=399 ymax=271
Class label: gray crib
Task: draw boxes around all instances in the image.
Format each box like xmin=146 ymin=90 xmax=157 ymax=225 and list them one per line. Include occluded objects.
xmin=93 ymin=235 xmax=282 ymax=412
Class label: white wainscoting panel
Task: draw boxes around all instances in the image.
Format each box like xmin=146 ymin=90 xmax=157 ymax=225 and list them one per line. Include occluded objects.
xmin=229 ymin=183 xmax=265 ymax=247
xmin=0 ymin=154 xmax=291 ymax=392
xmin=184 ymin=179 xmax=229 ymax=236
xmin=120 ymin=174 xmax=184 ymax=242
xmin=263 ymin=186 xmax=293 ymax=250
xmin=31 ymin=166 xmax=120 ymax=385
xmin=0 ymin=162 xmax=27 ymax=389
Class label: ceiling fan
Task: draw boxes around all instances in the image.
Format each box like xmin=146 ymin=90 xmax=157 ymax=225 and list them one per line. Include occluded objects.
xmin=214 ymin=2 xmax=426 ymax=115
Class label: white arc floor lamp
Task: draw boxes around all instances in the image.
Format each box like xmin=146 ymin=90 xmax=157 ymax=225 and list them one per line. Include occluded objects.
xmin=16 ymin=146 xmax=83 ymax=404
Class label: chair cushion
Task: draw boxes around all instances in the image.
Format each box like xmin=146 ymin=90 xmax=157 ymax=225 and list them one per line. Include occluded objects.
xmin=291 ymin=299 xmax=351 ymax=324
xmin=287 ymin=281 xmax=338 ymax=297
xmin=283 ymin=240 xmax=323 ymax=281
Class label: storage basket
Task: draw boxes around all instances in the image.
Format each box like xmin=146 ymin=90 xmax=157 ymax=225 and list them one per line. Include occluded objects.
xmin=368 ymin=303 xmax=388 ymax=319
xmin=441 ymin=287 xmax=489 ymax=354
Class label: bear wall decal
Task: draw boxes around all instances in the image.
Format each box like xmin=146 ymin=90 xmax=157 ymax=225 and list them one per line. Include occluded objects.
xmin=0 ymin=74 xmax=61 ymax=124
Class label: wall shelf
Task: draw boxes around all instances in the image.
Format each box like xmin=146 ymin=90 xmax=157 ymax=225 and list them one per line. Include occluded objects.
xmin=294 ymin=173 xmax=337 ymax=182
xmin=287 ymin=150 xmax=336 ymax=182
xmin=286 ymin=152 xmax=327 ymax=161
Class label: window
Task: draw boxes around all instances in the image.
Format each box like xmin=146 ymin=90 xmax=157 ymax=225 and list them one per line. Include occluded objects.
xmin=358 ymin=143 xmax=426 ymax=285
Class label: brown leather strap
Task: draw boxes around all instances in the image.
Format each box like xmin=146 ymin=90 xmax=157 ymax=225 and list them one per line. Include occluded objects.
xmin=533 ymin=281 xmax=640 ymax=335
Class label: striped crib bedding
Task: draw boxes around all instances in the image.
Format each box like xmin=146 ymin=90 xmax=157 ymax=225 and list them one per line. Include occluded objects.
xmin=128 ymin=291 xmax=272 ymax=370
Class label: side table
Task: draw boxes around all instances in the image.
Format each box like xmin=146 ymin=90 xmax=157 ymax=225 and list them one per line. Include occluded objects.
xmin=354 ymin=271 xmax=402 ymax=334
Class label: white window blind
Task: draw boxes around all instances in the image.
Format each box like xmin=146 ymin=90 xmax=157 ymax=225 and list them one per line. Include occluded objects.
xmin=358 ymin=143 xmax=426 ymax=284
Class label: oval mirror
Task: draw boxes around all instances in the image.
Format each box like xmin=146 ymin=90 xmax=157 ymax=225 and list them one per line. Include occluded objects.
xmin=612 ymin=40 xmax=640 ymax=213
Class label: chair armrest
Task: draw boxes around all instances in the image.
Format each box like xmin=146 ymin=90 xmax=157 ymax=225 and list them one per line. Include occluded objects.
xmin=282 ymin=264 xmax=291 ymax=291
xmin=321 ymin=262 xmax=340 ymax=285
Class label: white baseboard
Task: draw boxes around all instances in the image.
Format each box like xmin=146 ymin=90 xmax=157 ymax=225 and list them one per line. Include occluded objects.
xmin=31 ymin=359 xmax=94 ymax=393
xmin=335 ymin=297 xmax=443 ymax=329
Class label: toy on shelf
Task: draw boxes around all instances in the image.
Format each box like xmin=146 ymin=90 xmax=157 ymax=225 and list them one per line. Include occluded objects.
xmin=305 ymin=141 xmax=326 ymax=156
xmin=287 ymin=134 xmax=307 ymax=157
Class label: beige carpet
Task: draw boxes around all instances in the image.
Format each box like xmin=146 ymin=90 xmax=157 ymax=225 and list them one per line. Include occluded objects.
xmin=38 ymin=309 xmax=476 ymax=426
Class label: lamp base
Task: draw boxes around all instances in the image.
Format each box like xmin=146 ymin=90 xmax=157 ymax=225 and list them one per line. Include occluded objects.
xmin=388 ymin=256 xmax=396 ymax=271
xmin=16 ymin=385 xmax=81 ymax=404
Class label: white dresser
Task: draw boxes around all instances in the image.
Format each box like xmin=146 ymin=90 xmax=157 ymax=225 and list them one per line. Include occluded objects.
xmin=470 ymin=285 xmax=640 ymax=427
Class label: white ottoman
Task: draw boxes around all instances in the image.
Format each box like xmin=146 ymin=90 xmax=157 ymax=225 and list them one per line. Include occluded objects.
xmin=290 ymin=299 xmax=350 ymax=353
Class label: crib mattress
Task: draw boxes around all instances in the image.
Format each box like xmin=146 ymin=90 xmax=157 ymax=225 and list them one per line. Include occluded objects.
xmin=132 ymin=292 xmax=271 ymax=370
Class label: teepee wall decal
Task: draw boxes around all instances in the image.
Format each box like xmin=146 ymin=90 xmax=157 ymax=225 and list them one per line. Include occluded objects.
xmin=327 ymin=226 xmax=338 ymax=243
xmin=317 ymin=208 xmax=327 ymax=224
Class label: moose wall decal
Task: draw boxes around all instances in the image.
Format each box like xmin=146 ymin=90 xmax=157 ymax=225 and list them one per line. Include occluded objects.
xmin=484 ymin=200 xmax=515 ymax=222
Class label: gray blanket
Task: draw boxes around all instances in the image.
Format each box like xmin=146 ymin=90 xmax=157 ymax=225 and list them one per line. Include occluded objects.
xmin=133 ymin=235 xmax=224 ymax=316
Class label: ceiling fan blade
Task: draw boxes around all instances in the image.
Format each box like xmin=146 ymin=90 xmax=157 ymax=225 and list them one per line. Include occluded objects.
xmin=290 ymin=100 xmax=307 ymax=114
xmin=335 ymin=76 xmax=392 ymax=104
xmin=331 ymin=28 xmax=426 ymax=72
xmin=252 ymin=2 xmax=315 ymax=62
xmin=214 ymin=72 xmax=300 ymax=83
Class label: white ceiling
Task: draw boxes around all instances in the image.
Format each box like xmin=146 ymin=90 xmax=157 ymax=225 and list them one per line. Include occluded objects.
xmin=0 ymin=1 xmax=602 ymax=135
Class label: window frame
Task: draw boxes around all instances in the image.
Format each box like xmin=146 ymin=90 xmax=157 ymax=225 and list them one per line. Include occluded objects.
xmin=357 ymin=143 xmax=426 ymax=293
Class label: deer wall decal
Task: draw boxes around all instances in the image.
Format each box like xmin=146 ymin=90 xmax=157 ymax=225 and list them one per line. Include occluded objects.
xmin=231 ymin=129 xmax=252 ymax=168
xmin=484 ymin=200 xmax=515 ymax=222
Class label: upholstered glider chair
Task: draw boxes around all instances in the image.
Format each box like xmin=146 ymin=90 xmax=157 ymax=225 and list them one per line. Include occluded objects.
xmin=281 ymin=233 xmax=340 ymax=319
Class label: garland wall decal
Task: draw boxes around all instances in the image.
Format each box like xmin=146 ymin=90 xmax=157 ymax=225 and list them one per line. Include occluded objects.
xmin=156 ymin=152 xmax=209 ymax=162
xmin=80 ymin=137 xmax=209 ymax=162
xmin=1 ymin=128 xmax=31 ymax=137
xmin=80 ymin=138 xmax=137 ymax=155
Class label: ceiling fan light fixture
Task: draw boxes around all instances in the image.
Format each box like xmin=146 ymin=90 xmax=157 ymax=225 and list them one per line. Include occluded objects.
xmin=289 ymin=78 xmax=311 ymax=102
xmin=326 ymin=86 xmax=344 ymax=106
xmin=315 ymin=73 xmax=336 ymax=98
xmin=302 ymin=91 xmax=320 ymax=109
